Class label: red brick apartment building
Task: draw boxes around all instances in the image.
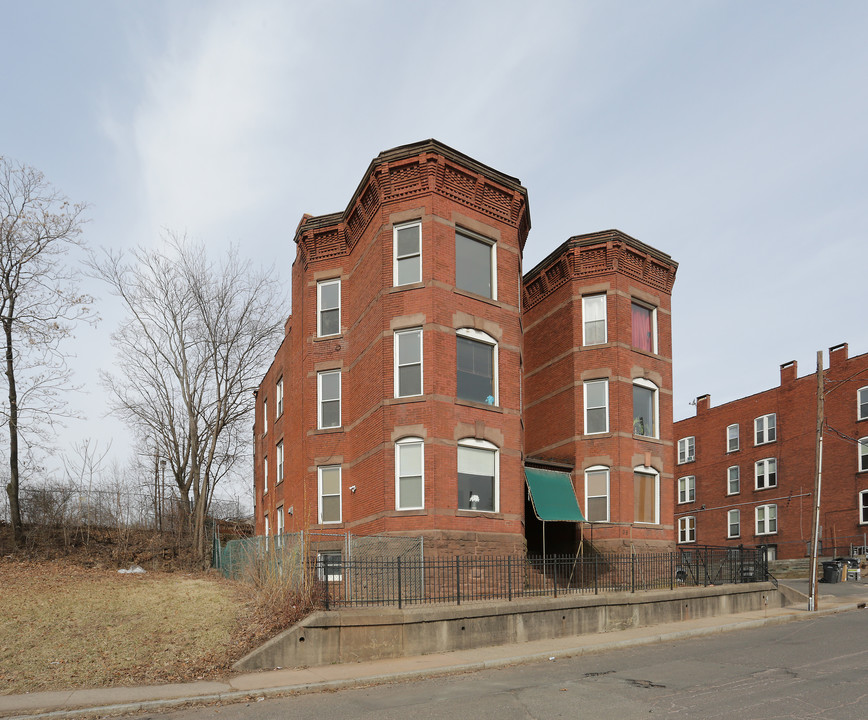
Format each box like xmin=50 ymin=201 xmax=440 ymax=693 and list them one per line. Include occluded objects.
xmin=673 ymin=343 xmax=868 ymax=560
xmin=254 ymin=140 xmax=678 ymax=557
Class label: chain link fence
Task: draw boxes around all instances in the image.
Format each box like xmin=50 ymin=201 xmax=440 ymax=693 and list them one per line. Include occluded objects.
xmin=213 ymin=530 xmax=424 ymax=597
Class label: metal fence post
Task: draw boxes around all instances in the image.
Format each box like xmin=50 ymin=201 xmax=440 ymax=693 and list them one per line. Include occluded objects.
xmin=670 ymin=551 xmax=674 ymax=590
xmin=323 ymin=556 xmax=331 ymax=611
xmin=553 ymin=557 xmax=558 ymax=598
xmin=397 ymin=556 xmax=403 ymax=610
xmin=631 ymin=552 xmax=636 ymax=593
xmin=508 ymin=556 xmax=513 ymax=601
xmin=594 ymin=552 xmax=598 ymax=595
xmin=456 ymin=556 xmax=461 ymax=605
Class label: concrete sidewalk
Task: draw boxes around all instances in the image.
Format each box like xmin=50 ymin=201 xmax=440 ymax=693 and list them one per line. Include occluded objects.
xmin=2 ymin=583 xmax=865 ymax=720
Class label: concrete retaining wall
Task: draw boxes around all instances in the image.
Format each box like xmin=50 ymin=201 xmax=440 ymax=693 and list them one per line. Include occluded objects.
xmin=234 ymin=583 xmax=784 ymax=671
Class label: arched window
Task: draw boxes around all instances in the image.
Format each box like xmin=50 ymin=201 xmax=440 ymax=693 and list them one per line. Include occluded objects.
xmin=395 ymin=437 xmax=424 ymax=510
xmin=632 ymin=378 xmax=659 ymax=438
xmin=456 ymin=328 xmax=498 ymax=405
xmin=457 ymin=438 xmax=498 ymax=512
xmin=584 ymin=465 xmax=609 ymax=522
xmin=633 ymin=465 xmax=659 ymax=524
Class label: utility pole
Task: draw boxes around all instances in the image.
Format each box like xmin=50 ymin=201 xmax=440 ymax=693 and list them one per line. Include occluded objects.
xmin=808 ymin=350 xmax=824 ymax=611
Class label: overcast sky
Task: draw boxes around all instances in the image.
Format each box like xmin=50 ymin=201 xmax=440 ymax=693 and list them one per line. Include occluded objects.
xmin=2 ymin=0 xmax=866 ymax=499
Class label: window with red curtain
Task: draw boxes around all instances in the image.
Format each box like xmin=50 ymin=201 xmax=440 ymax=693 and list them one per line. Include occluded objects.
xmin=631 ymin=302 xmax=653 ymax=352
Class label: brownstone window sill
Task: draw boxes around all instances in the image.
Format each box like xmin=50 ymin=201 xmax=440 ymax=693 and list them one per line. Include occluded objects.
xmin=387 ymin=395 xmax=428 ymax=405
xmin=455 ymin=398 xmax=503 ymax=413
xmin=453 ymin=287 xmax=502 ymax=308
xmin=456 ymin=510 xmax=502 ymax=518
xmin=633 ymin=435 xmax=664 ymax=445
xmin=313 ymin=427 xmax=344 ymax=435
xmin=389 ymin=282 xmax=424 ymax=293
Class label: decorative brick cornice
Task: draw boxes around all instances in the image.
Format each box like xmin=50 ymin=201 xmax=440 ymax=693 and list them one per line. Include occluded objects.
xmin=522 ymin=230 xmax=678 ymax=311
xmin=293 ymin=140 xmax=530 ymax=268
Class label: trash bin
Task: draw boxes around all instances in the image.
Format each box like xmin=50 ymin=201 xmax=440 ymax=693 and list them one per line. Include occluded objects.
xmin=822 ymin=560 xmax=842 ymax=583
xmin=836 ymin=557 xmax=860 ymax=582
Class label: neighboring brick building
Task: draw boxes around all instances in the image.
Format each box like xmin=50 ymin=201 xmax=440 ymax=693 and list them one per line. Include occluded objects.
xmin=673 ymin=343 xmax=868 ymax=560
xmin=254 ymin=139 xmax=679 ymax=557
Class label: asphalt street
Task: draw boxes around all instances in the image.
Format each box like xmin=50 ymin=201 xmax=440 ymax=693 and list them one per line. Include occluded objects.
xmin=144 ymin=608 xmax=868 ymax=720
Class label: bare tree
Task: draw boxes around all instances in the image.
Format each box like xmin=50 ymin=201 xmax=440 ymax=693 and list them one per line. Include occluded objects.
xmin=0 ymin=157 xmax=94 ymax=545
xmin=91 ymin=234 xmax=285 ymax=565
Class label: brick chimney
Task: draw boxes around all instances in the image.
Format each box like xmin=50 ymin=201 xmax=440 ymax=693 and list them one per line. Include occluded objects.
xmin=696 ymin=394 xmax=711 ymax=415
xmin=780 ymin=360 xmax=797 ymax=385
xmin=829 ymin=343 xmax=848 ymax=368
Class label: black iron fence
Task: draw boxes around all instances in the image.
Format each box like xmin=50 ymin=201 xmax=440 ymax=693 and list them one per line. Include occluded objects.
xmin=317 ymin=546 xmax=773 ymax=609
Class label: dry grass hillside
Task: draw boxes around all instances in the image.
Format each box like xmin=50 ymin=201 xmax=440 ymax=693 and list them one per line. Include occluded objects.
xmin=0 ymin=527 xmax=314 ymax=695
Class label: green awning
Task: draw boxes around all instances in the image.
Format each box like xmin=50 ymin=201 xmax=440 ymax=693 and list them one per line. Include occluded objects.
xmin=524 ymin=467 xmax=586 ymax=522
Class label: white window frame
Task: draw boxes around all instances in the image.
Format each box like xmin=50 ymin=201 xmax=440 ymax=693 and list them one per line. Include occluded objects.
xmin=457 ymin=438 xmax=499 ymax=513
xmin=728 ymin=509 xmax=741 ymax=538
xmin=582 ymin=294 xmax=607 ymax=346
xmin=678 ymin=437 xmax=695 ymax=464
xmin=678 ymin=476 xmax=695 ymax=504
xmin=727 ymin=424 xmax=739 ymax=452
xmin=317 ymin=369 xmax=341 ymax=429
xmin=860 ymin=490 xmax=868 ymax=525
xmin=678 ymin=516 xmax=695 ymax=543
xmin=395 ymin=437 xmax=424 ymax=511
xmin=859 ymin=387 xmax=868 ymax=421
xmin=860 ymin=438 xmax=868 ymax=472
xmin=632 ymin=378 xmax=659 ymax=439
xmin=318 ymin=465 xmax=342 ymax=524
xmin=263 ymin=397 xmax=268 ymax=435
xmin=276 ymin=377 xmax=283 ymax=418
xmin=263 ymin=513 xmax=269 ymax=548
xmin=756 ymin=504 xmax=777 ymax=536
xmin=755 ymin=457 xmax=777 ymax=490
xmin=394 ymin=328 xmax=423 ymax=398
xmin=755 ymin=413 xmax=776 ymax=446
xmin=630 ymin=300 xmax=658 ymax=354
xmin=583 ymin=379 xmax=609 ymax=435
xmin=393 ymin=221 xmax=422 ymax=287
xmin=276 ymin=504 xmax=284 ymax=544
xmin=727 ymin=465 xmax=740 ymax=495
xmin=455 ymin=229 xmax=497 ymax=300
xmin=456 ymin=328 xmax=498 ymax=405
xmin=584 ymin=465 xmax=610 ymax=522
xmin=317 ymin=278 xmax=341 ymax=338
xmin=263 ymin=455 xmax=268 ymax=495
xmin=276 ymin=441 xmax=284 ymax=483
xmin=633 ymin=466 xmax=660 ymax=525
